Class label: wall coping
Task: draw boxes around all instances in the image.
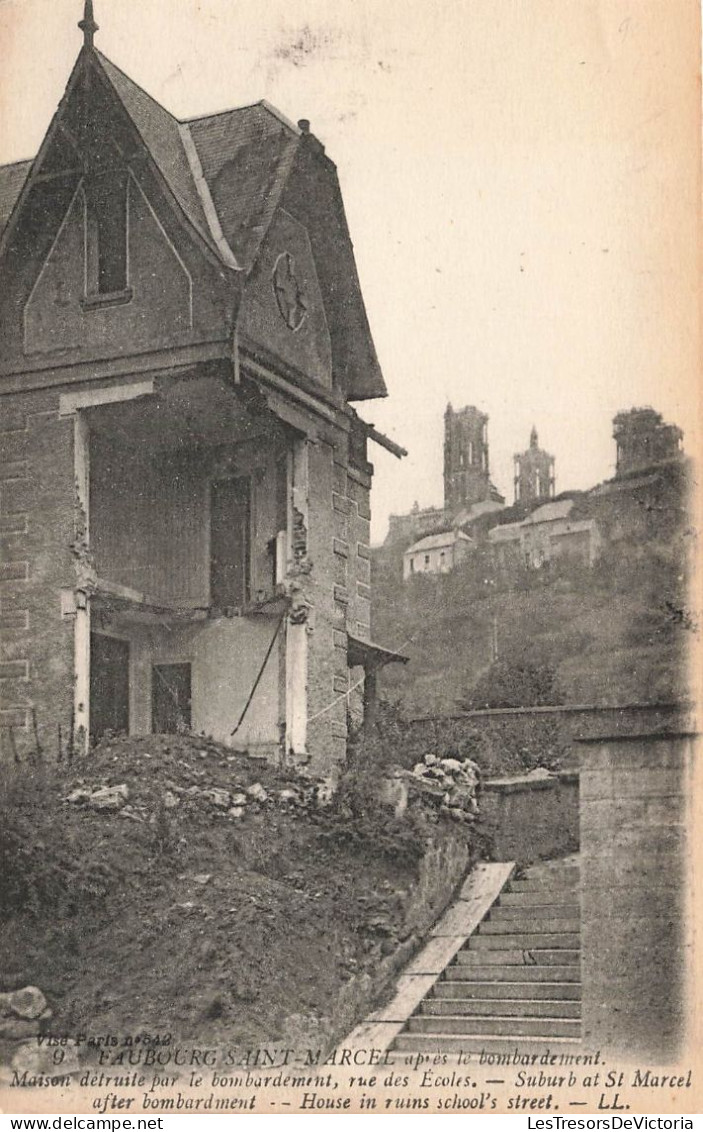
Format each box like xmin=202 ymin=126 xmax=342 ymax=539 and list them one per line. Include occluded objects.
xmin=408 ymin=701 xmax=691 ymax=723
xmin=576 ymin=730 xmax=698 ymax=746
xmin=483 ymin=769 xmax=578 ymax=794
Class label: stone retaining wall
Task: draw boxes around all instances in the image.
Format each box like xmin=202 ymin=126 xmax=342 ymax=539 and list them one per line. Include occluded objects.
xmin=404 ymin=702 xmax=693 ymax=777
xmin=321 ymin=825 xmax=472 ymax=1053
xmin=579 ymin=732 xmax=696 ymax=1061
xmin=478 ymin=771 xmax=579 ymax=864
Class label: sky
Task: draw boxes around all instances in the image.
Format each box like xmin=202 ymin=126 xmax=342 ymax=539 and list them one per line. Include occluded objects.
xmin=0 ymin=0 xmax=699 ymax=542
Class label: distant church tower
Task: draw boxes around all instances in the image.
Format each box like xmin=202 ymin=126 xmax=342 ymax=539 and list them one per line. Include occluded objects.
xmin=513 ymin=426 xmax=555 ymax=505
xmin=444 ymin=404 xmax=502 ymax=512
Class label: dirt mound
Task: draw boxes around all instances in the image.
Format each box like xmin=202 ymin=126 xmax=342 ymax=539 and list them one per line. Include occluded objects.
xmin=0 ymin=734 xmax=428 ymax=1053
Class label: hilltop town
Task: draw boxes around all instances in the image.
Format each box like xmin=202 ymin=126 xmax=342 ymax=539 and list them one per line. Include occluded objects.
xmin=373 ymin=405 xmax=691 ymax=715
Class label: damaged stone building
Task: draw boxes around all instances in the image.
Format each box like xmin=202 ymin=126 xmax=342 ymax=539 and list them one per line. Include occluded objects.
xmin=0 ymin=3 xmax=404 ymax=777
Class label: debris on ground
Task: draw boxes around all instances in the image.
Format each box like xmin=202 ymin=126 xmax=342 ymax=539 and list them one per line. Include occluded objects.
xmin=1 ymin=732 xmax=466 ymax=1056
xmin=408 ymin=752 xmax=481 ymax=821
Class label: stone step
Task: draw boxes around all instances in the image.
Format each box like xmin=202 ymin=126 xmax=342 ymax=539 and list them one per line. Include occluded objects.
xmin=523 ymin=863 xmax=580 ymax=879
xmin=492 ymin=902 xmax=581 ymax=919
xmin=499 ymin=888 xmax=579 ymax=906
xmin=469 ymin=933 xmax=581 ymax=951
xmin=407 ymin=1014 xmax=581 ymax=1038
xmin=435 ymin=980 xmax=582 ymax=1000
xmin=456 ymin=948 xmax=581 ymax=967
xmin=509 ymin=880 xmax=579 ymax=895
xmin=482 ymin=918 xmax=581 ymax=935
xmin=392 ymin=1033 xmax=581 ymax=1054
xmin=421 ymin=997 xmax=582 ymax=1019
xmin=446 ymin=962 xmax=581 ymax=982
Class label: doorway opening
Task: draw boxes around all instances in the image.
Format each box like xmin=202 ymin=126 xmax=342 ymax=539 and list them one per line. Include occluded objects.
xmin=90 ymin=632 xmax=130 ymax=742
xmin=152 ymin=663 xmax=192 ymax=733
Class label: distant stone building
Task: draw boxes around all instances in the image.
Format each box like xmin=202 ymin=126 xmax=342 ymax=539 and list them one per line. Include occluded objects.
xmin=385 ymin=404 xmax=505 ymax=548
xmin=513 ymin=426 xmax=555 ymax=505
xmin=385 ymin=502 xmax=446 ymax=546
xmin=444 ymin=404 xmax=505 ymax=512
xmin=613 ymin=408 xmax=683 ymax=477
xmin=403 ymin=529 xmax=473 ymax=579
xmin=489 ymin=499 xmax=601 ymax=571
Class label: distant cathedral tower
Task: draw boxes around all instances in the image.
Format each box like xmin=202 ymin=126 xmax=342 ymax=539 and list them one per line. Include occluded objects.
xmin=513 ymin=426 xmax=555 ymax=505
xmin=444 ymin=404 xmax=503 ymax=512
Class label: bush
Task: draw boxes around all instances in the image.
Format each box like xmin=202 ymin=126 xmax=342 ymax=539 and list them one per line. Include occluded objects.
xmin=462 ymin=656 xmax=563 ymax=710
xmin=324 ymin=704 xmax=451 ymax=866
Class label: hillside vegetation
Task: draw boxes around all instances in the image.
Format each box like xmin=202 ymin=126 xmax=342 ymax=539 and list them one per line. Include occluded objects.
xmin=373 ymin=467 xmax=694 ymax=716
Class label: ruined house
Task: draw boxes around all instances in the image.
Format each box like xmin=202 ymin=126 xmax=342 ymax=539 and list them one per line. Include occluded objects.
xmin=0 ymin=3 xmax=405 ymax=777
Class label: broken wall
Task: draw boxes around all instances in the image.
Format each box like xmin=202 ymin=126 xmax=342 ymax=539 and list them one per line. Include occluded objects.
xmin=90 ymin=433 xmax=285 ymax=606
xmin=0 ymin=389 xmax=76 ymax=757
xmin=300 ymin=428 xmax=373 ymax=779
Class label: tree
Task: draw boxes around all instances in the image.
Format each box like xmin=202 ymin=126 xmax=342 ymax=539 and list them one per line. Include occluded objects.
xmin=461 ymin=656 xmax=563 ymax=710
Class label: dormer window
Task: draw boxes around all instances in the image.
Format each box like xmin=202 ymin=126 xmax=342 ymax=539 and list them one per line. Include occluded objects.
xmin=83 ymin=170 xmax=132 ymax=308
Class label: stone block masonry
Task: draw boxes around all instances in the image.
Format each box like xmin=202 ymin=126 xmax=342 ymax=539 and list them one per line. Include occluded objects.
xmin=0 ymin=390 xmax=76 ymax=757
xmin=304 ymin=438 xmax=348 ymax=778
xmin=578 ymin=732 xmax=696 ymax=1062
xmin=347 ymin=467 xmax=372 ymax=640
xmin=301 ymin=434 xmax=376 ymax=780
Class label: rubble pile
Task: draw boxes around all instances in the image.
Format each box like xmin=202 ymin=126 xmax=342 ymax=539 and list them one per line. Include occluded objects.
xmin=63 ymin=734 xmax=318 ymax=825
xmin=409 ymin=753 xmax=481 ymax=822
xmin=0 ymin=729 xmax=479 ymax=1057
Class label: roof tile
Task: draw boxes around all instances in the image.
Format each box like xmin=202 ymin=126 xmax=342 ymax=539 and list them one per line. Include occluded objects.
xmin=187 ymin=104 xmax=299 ymax=269
xmin=0 ymin=160 xmax=32 ymax=236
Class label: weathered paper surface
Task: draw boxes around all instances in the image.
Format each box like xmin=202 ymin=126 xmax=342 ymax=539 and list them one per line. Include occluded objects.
xmin=0 ymin=0 xmax=700 ymax=1117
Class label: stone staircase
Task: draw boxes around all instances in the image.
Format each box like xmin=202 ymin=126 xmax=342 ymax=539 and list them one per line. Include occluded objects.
xmin=393 ymin=856 xmax=581 ymax=1052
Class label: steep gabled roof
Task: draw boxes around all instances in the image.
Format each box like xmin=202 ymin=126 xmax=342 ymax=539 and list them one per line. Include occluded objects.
xmin=525 ymin=499 xmax=574 ymax=524
xmin=94 ymin=51 xmax=216 ymax=254
xmin=96 ymin=53 xmax=302 ymax=272
xmin=0 ymin=40 xmax=386 ymax=399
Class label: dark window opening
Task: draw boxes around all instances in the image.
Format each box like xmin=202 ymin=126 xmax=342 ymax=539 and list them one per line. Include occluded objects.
xmin=210 ymin=476 xmax=251 ymax=609
xmin=152 ymin=664 xmax=192 ymax=734
xmin=97 ymin=185 xmax=128 ymax=294
xmin=85 ymin=172 xmax=129 ymax=297
xmin=90 ymin=633 xmax=130 ymax=743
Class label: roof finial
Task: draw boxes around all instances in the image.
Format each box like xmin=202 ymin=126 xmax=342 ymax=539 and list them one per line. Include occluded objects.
xmin=530 ymin=424 xmax=538 ymax=448
xmin=79 ymin=0 xmax=99 ymax=48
